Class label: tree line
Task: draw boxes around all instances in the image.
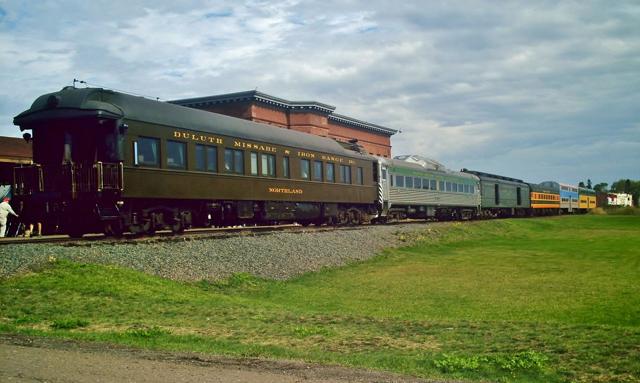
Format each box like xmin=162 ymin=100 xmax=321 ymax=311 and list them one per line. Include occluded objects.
xmin=581 ymin=178 xmax=640 ymax=206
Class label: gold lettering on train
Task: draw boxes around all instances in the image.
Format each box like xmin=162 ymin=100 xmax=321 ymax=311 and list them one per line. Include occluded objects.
xmin=297 ymin=151 xmax=315 ymax=159
xmin=173 ymin=131 xmax=223 ymax=144
xmin=268 ymin=187 xmax=303 ymax=194
xmin=233 ymin=140 xmax=277 ymax=152
xmin=320 ymin=155 xmax=343 ymax=163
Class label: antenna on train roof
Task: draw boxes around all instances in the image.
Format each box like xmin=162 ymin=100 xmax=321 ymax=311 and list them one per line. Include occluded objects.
xmin=71 ymin=78 xmax=165 ymax=101
xmin=72 ymin=78 xmax=87 ymax=88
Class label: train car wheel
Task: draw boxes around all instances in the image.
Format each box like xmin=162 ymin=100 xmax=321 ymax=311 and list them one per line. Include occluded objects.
xmin=171 ymin=219 xmax=184 ymax=233
xmin=104 ymin=220 xmax=124 ymax=238
xmin=142 ymin=219 xmax=155 ymax=235
xmin=67 ymin=225 xmax=85 ymax=239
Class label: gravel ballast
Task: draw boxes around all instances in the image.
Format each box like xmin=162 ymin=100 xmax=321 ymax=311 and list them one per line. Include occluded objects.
xmin=0 ymin=223 xmax=449 ymax=281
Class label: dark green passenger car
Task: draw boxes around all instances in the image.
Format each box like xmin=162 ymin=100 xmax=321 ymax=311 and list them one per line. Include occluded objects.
xmin=13 ymin=87 xmax=378 ymax=236
xmin=461 ymin=169 xmax=531 ymax=217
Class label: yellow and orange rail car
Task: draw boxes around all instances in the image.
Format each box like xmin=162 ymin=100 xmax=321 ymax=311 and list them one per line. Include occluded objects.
xmin=578 ymin=187 xmax=596 ymax=212
xmin=529 ymin=183 xmax=560 ymax=215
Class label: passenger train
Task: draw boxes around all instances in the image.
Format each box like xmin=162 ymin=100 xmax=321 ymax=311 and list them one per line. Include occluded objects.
xmin=11 ymin=87 xmax=596 ymax=237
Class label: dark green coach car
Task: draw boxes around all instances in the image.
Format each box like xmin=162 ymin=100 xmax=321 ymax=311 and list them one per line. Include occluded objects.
xmin=13 ymin=87 xmax=379 ymax=236
xmin=461 ymin=169 xmax=531 ymax=217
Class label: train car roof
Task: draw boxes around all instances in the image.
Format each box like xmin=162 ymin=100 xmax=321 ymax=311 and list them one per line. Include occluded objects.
xmin=529 ymin=183 xmax=559 ymax=194
xmin=14 ymin=87 xmax=373 ymax=159
xmin=461 ymin=169 xmax=529 ymax=186
xmin=381 ymin=157 xmax=479 ymax=181
xmin=538 ymin=181 xmax=560 ymax=192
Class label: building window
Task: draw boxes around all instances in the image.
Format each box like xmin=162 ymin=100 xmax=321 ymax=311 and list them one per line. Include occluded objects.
xmin=250 ymin=152 xmax=258 ymax=176
xmin=326 ymin=163 xmax=335 ymax=182
xmin=396 ymin=175 xmax=405 ymax=187
xmin=283 ymin=157 xmax=290 ymax=178
xmin=224 ymin=148 xmax=244 ymax=174
xmin=167 ymin=140 xmax=186 ymax=169
xmin=195 ymin=144 xmax=217 ymax=172
xmin=300 ymin=159 xmax=310 ymax=179
xmin=340 ymin=165 xmax=351 ymax=184
xmin=135 ymin=137 xmax=160 ymax=167
xmin=356 ymin=167 xmax=364 ymax=185
xmin=313 ymin=160 xmax=323 ymax=181
xmin=261 ymin=153 xmax=275 ymax=177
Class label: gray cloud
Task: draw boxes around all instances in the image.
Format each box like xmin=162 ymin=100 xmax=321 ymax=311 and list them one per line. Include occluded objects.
xmin=0 ymin=0 xmax=638 ymax=185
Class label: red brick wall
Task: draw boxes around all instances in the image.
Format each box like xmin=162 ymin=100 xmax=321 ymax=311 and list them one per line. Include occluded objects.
xmin=203 ymin=101 xmax=392 ymax=158
xmin=201 ymin=102 xmax=253 ymax=120
xmin=250 ymin=104 xmax=288 ymax=127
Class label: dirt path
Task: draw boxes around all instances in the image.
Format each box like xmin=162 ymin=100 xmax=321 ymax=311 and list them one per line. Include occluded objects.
xmin=0 ymin=335 xmax=443 ymax=383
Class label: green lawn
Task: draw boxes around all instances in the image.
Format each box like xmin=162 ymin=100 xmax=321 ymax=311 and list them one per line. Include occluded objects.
xmin=1 ymin=216 xmax=639 ymax=383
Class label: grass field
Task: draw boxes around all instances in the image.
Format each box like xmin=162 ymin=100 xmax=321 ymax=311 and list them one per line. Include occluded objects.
xmin=1 ymin=215 xmax=639 ymax=382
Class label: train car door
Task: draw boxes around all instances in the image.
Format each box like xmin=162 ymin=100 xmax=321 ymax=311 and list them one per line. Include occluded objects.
xmin=377 ymin=159 xmax=390 ymax=216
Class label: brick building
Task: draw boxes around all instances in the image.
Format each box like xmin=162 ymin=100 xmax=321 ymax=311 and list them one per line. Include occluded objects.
xmin=0 ymin=136 xmax=32 ymax=185
xmin=171 ymin=91 xmax=397 ymax=157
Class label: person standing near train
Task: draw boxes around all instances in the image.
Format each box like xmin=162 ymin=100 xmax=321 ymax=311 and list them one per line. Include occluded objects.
xmin=0 ymin=197 xmax=19 ymax=237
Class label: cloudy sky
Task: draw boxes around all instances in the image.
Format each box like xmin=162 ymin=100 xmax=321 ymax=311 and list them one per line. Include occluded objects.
xmin=0 ymin=1 xmax=638 ymax=185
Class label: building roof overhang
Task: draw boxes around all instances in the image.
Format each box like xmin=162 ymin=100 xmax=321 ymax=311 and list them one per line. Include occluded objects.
xmin=170 ymin=90 xmax=398 ymax=136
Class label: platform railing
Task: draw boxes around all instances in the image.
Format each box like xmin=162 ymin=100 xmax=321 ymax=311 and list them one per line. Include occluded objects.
xmin=14 ymin=162 xmax=123 ymax=198
xmin=13 ymin=165 xmax=43 ymax=196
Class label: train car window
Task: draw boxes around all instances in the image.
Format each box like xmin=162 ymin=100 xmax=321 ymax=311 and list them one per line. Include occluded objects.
xmin=390 ymin=173 xmax=394 ymax=187
xmin=356 ymin=167 xmax=364 ymax=185
xmin=283 ymin=157 xmax=290 ymax=178
xmin=422 ymin=178 xmax=429 ymax=190
xmin=495 ymin=184 xmax=500 ymax=205
xmin=517 ymin=187 xmax=522 ymax=205
xmin=300 ymin=159 xmax=310 ymax=179
xmin=439 ymin=180 xmax=444 ymax=191
xmin=340 ymin=165 xmax=351 ymax=184
xmin=136 ymin=137 xmax=160 ymax=167
xmin=196 ymin=145 xmax=206 ymax=171
xmin=381 ymin=169 xmax=387 ymax=180
xmin=396 ymin=175 xmax=404 ymax=187
xmin=446 ymin=182 xmax=452 ymax=192
xmin=167 ymin=140 xmax=186 ymax=169
xmin=262 ymin=154 xmax=276 ymax=177
xmin=224 ymin=149 xmax=232 ymax=172
xmin=414 ymin=178 xmax=421 ymax=189
xmin=224 ymin=148 xmax=244 ymax=174
xmin=406 ymin=176 xmax=413 ymax=188
xmin=431 ymin=180 xmax=437 ymax=190
xmin=206 ymin=146 xmax=217 ymax=172
xmin=313 ymin=160 xmax=323 ymax=181
xmin=452 ymin=183 xmax=458 ymax=193
xmin=234 ymin=150 xmax=244 ymax=174
xmin=326 ymin=163 xmax=335 ymax=182
xmin=471 ymin=185 xmax=475 ymax=194
xmin=464 ymin=184 xmax=470 ymax=193
xmin=250 ymin=152 xmax=258 ymax=175
xmin=195 ymin=144 xmax=217 ymax=172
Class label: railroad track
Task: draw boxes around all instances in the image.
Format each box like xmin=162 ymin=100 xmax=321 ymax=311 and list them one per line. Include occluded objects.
xmin=0 ymin=219 xmax=438 ymax=246
xmin=0 ymin=222 xmax=394 ymax=246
